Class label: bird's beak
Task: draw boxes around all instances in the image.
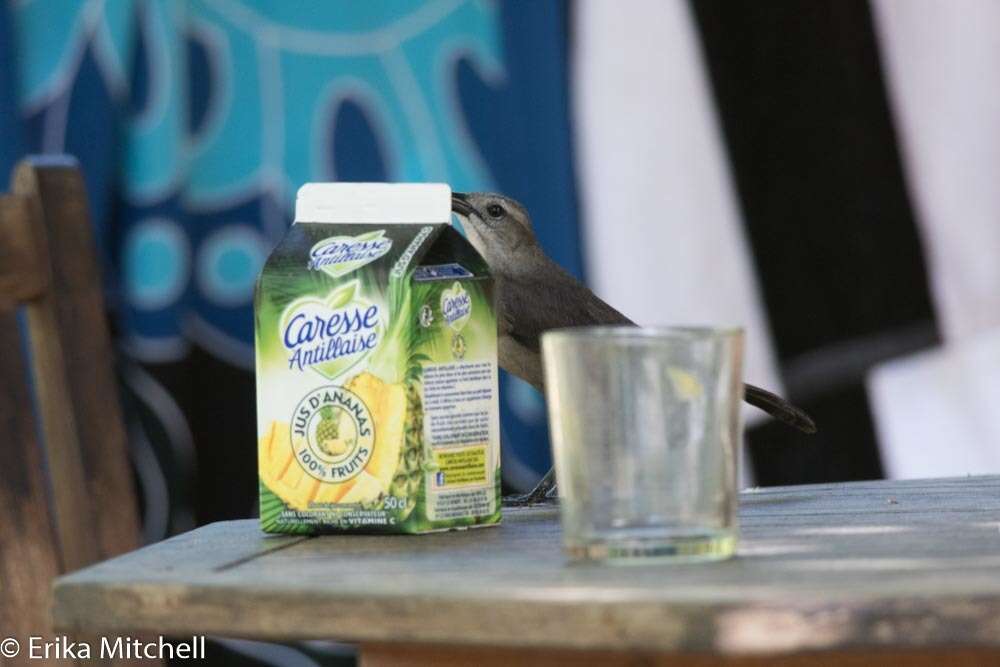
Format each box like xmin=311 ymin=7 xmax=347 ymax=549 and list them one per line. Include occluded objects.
xmin=451 ymin=192 xmax=475 ymax=217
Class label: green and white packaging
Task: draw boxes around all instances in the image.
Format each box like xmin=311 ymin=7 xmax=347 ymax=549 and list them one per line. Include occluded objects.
xmin=255 ymin=183 xmax=501 ymax=533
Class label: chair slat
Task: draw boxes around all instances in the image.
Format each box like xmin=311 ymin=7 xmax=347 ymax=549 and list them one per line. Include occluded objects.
xmin=13 ymin=158 xmax=140 ymax=567
xmin=0 ymin=309 xmax=63 ymax=651
xmin=0 ymin=195 xmax=46 ymax=308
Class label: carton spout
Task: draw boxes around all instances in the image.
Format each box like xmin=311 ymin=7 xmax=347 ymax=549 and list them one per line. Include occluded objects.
xmin=295 ymin=183 xmax=452 ymax=224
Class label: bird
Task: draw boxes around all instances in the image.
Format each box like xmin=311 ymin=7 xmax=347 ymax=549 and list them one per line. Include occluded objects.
xmin=451 ymin=191 xmax=816 ymax=504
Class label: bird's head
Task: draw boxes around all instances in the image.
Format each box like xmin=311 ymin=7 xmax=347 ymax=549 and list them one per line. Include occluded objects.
xmin=451 ymin=192 xmax=536 ymax=269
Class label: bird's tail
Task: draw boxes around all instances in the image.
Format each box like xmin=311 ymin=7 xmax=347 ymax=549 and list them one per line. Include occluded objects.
xmin=744 ymin=384 xmax=817 ymax=434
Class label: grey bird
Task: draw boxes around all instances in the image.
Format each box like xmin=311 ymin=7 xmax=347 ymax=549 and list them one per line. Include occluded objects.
xmin=451 ymin=191 xmax=817 ymax=503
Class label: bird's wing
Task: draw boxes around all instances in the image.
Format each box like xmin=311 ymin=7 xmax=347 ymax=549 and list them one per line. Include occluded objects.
xmin=498 ymin=250 xmax=818 ymax=435
xmin=494 ymin=280 xmax=517 ymax=337
xmin=502 ymin=255 xmax=633 ymax=352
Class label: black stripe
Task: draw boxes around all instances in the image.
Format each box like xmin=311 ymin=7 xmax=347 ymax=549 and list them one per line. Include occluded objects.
xmin=689 ymin=0 xmax=940 ymax=484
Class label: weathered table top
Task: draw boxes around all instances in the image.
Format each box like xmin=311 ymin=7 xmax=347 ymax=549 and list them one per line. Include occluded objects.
xmin=54 ymin=475 xmax=1000 ymax=655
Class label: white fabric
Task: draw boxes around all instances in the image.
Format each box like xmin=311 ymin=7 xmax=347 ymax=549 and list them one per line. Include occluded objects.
xmin=571 ymin=0 xmax=784 ymax=426
xmin=572 ymin=0 xmax=786 ymax=486
xmin=868 ymin=330 xmax=1000 ymax=478
xmin=869 ymin=0 xmax=1000 ymax=476
xmin=873 ymin=0 xmax=1000 ymax=343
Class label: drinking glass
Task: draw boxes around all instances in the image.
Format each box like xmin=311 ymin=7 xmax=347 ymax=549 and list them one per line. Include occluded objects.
xmin=541 ymin=326 xmax=743 ymax=563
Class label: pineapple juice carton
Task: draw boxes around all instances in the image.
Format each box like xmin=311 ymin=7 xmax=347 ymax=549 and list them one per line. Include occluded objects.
xmin=255 ymin=183 xmax=501 ymax=534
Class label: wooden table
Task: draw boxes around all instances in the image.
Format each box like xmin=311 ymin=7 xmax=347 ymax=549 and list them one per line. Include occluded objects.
xmin=53 ymin=475 xmax=1000 ymax=666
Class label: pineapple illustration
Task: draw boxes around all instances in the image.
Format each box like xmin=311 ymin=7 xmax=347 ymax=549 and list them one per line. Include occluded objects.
xmin=386 ymin=373 xmax=428 ymax=519
xmin=315 ymin=405 xmax=347 ymax=456
xmin=343 ymin=372 xmax=406 ymax=505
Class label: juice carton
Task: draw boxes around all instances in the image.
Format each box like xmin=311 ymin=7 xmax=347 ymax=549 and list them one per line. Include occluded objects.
xmin=255 ymin=183 xmax=501 ymax=533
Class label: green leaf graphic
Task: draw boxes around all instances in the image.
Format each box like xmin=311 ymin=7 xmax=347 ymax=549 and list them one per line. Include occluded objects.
xmin=259 ymin=481 xmax=315 ymax=535
xmin=327 ymin=280 xmax=357 ymax=309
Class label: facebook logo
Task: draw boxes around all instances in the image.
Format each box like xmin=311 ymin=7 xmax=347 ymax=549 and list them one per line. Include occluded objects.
xmin=435 ymin=472 xmax=446 ymax=487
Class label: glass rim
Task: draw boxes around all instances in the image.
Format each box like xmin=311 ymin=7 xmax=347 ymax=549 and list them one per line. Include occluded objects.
xmin=541 ymin=325 xmax=744 ymax=344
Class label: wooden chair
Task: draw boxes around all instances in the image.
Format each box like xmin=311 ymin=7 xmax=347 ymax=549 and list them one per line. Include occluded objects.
xmin=0 ymin=157 xmax=142 ymax=662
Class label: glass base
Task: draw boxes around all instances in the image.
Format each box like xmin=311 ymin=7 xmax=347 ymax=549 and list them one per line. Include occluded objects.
xmin=566 ymin=529 xmax=736 ymax=564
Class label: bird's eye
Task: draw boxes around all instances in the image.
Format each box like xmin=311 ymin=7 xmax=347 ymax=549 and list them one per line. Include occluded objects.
xmin=486 ymin=203 xmax=505 ymax=219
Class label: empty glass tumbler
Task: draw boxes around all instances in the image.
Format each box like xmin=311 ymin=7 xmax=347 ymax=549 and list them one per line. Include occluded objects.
xmin=541 ymin=327 xmax=743 ymax=563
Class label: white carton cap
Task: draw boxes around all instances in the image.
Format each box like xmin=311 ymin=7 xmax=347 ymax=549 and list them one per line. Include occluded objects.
xmin=294 ymin=182 xmax=452 ymax=224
